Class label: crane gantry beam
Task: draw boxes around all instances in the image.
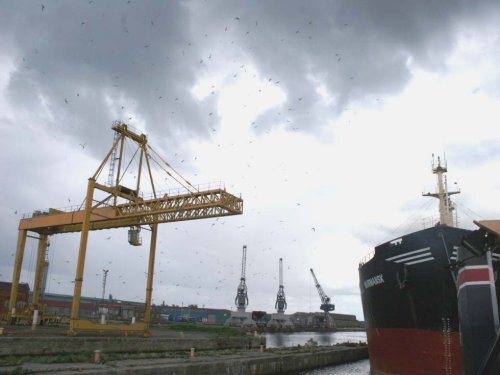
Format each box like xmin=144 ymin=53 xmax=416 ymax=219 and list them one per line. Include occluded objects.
xmin=19 ymin=187 xmax=243 ymax=234
xmin=7 ymin=122 xmax=243 ymax=336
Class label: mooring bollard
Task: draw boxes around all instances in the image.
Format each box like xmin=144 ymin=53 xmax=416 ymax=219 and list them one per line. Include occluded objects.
xmin=31 ymin=310 xmax=39 ymax=330
xmin=93 ymin=350 xmax=101 ymax=364
xmin=190 ymin=348 xmax=195 ymax=357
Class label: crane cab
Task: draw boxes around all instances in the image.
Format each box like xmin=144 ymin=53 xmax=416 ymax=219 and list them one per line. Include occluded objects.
xmin=128 ymin=226 xmax=142 ymax=246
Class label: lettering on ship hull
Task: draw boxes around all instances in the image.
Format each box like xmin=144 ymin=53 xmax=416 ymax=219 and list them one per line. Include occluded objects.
xmin=363 ymin=274 xmax=384 ymax=289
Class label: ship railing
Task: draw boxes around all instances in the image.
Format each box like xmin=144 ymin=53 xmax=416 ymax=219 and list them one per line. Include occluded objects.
xmin=359 ymin=250 xmax=375 ymax=267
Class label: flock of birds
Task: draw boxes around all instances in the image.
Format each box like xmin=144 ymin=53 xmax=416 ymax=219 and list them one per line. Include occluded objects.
xmin=3 ymin=2 xmax=362 ymax=309
xmin=31 ymin=0 xmax=365 ymax=140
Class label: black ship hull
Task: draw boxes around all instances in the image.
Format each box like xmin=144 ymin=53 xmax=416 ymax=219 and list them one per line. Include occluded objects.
xmin=359 ymin=225 xmax=471 ymax=375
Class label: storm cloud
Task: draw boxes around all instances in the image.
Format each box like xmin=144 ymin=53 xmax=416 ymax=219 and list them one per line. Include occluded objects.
xmin=1 ymin=0 xmax=500 ymax=319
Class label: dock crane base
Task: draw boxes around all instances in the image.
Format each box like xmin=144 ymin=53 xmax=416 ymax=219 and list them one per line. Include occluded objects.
xmin=267 ymin=313 xmax=293 ymax=329
xmin=225 ymin=311 xmax=255 ymax=328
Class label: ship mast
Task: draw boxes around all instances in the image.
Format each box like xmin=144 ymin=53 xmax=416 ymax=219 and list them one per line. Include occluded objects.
xmin=422 ymin=155 xmax=460 ymax=227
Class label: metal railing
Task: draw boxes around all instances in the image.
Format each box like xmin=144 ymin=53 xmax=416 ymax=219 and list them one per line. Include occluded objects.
xmin=359 ymin=250 xmax=375 ymax=267
xmin=22 ymin=181 xmax=231 ymax=219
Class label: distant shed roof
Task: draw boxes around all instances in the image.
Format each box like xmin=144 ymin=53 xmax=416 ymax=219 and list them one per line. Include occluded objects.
xmin=0 ymin=281 xmax=30 ymax=293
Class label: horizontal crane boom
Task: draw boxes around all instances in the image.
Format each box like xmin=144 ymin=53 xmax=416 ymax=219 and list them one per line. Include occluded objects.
xmin=20 ymin=188 xmax=242 ymax=235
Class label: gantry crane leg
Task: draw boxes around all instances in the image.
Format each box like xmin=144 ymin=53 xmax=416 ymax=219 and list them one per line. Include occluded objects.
xmin=9 ymin=123 xmax=244 ymax=335
xmin=7 ymin=229 xmax=28 ymax=323
xmin=143 ymin=223 xmax=158 ymax=337
xmin=69 ymin=178 xmax=96 ymax=335
xmin=32 ymin=234 xmax=48 ymax=310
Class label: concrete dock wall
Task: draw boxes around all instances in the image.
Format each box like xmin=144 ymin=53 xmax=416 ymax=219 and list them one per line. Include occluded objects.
xmin=0 ymin=346 xmax=368 ymax=374
xmin=0 ymin=335 xmax=261 ymax=356
xmin=183 ymin=347 xmax=369 ymax=375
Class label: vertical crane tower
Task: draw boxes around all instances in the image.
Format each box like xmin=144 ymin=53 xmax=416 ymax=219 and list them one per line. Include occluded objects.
xmin=310 ymin=268 xmax=336 ymax=329
xmin=7 ymin=122 xmax=243 ymax=336
xmin=235 ymin=245 xmax=249 ymax=312
xmin=275 ymin=258 xmax=287 ymax=313
xmin=267 ymin=257 xmax=292 ymax=328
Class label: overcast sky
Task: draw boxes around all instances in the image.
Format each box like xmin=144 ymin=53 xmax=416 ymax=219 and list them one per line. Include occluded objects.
xmin=1 ymin=0 xmax=500 ymax=321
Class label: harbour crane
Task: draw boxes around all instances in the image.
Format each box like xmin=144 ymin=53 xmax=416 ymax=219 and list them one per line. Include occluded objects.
xmin=275 ymin=258 xmax=287 ymax=313
xmin=310 ymin=268 xmax=336 ymax=329
xmin=7 ymin=122 xmax=243 ymax=336
xmin=235 ymin=245 xmax=249 ymax=312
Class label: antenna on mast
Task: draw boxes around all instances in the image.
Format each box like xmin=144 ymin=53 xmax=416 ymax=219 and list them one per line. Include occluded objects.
xmin=422 ymin=154 xmax=460 ymax=227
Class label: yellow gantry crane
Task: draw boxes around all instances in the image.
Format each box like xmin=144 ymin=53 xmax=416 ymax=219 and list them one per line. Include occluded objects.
xmin=8 ymin=122 xmax=243 ymax=336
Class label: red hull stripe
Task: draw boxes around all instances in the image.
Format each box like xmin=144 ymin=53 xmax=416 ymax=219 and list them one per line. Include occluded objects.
xmin=457 ymin=267 xmax=494 ymax=289
xmin=366 ymin=327 xmax=463 ymax=375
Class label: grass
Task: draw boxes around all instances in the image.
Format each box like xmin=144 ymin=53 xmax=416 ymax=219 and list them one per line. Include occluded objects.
xmin=162 ymin=323 xmax=244 ymax=337
xmin=0 ymin=352 xmax=92 ymax=367
xmin=0 ymin=349 xmax=243 ymax=367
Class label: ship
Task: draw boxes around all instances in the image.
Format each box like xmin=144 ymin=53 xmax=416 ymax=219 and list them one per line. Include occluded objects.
xmin=359 ymin=156 xmax=500 ymax=375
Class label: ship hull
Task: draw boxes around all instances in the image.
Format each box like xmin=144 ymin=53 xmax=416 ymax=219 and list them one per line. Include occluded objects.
xmin=367 ymin=328 xmax=462 ymax=375
xmin=359 ymin=226 xmax=470 ymax=375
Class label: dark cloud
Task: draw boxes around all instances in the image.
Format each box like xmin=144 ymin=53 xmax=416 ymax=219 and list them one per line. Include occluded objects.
xmin=192 ymin=0 xmax=500 ymax=133
xmin=1 ymin=0 xmax=499 ymax=155
xmin=0 ymin=1 xmax=216 ymax=156
xmin=1 ymin=0 xmax=500 ymax=320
